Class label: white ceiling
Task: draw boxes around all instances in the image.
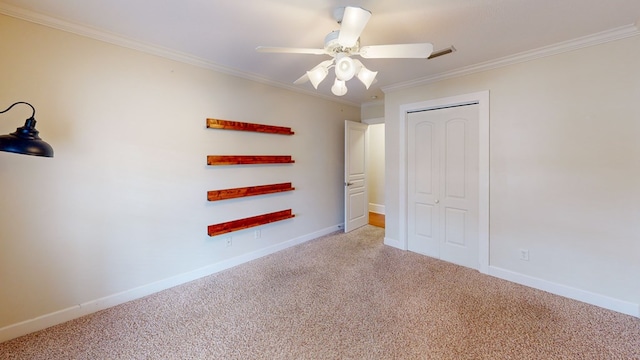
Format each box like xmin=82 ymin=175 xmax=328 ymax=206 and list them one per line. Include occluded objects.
xmin=1 ymin=0 xmax=640 ymax=105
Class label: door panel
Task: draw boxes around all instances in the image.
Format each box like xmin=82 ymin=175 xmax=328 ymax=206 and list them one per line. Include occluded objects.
xmin=407 ymin=105 xmax=479 ymax=269
xmin=444 ymin=119 xmax=467 ymax=198
xmin=415 ymin=204 xmax=435 ymax=242
xmin=348 ymin=191 xmax=366 ymax=222
xmin=415 ymin=122 xmax=435 ymax=196
xmin=444 ymin=207 xmax=467 ymax=246
xmin=407 ymin=120 xmax=439 ymax=256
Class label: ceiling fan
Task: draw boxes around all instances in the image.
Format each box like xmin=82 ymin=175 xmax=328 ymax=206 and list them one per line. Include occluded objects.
xmin=256 ymin=6 xmax=434 ymax=96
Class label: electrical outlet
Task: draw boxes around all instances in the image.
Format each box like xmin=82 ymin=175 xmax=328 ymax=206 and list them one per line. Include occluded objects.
xmin=519 ymin=249 xmax=529 ymax=261
xmin=254 ymin=229 xmax=261 ymax=239
xmin=226 ymin=237 xmax=232 ymax=247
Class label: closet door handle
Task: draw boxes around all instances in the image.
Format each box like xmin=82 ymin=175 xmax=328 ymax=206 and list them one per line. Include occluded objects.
xmin=435 ymin=199 xmax=440 ymax=204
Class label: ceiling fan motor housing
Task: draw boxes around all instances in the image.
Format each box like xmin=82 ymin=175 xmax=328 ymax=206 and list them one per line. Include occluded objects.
xmin=324 ymin=30 xmax=359 ymax=55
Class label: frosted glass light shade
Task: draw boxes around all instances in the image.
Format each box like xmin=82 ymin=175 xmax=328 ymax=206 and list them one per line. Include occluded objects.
xmin=335 ymin=55 xmax=357 ymax=81
xmin=357 ymin=66 xmax=378 ymax=89
xmin=331 ymin=78 xmax=348 ymax=96
xmin=307 ymin=66 xmax=329 ymax=89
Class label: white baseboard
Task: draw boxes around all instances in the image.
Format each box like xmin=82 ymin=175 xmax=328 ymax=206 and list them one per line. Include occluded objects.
xmin=489 ymin=266 xmax=640 ymax=318
xmin=0 ymin=224 xmax=342 ymax=343
xmin=368 ymin=203 xmax=385 ymax=214
xmin=384 ymin=237 xmax=405 ymax=250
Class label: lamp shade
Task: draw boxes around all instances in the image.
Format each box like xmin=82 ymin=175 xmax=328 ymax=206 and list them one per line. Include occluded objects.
xmin=357 ymin=66 xmax=378 ymax=89
xmin=331 ymin=78 xmax=348 ymax=96
xmin=0 ymin=118 xmax=54 ymax=157
xmin=335 ymin=54 xmax=357 ymax=81
xmin=0 ymin=102 xmax=54 ymax=157
xmin=307 ymin=66 xmax=329 ymax=89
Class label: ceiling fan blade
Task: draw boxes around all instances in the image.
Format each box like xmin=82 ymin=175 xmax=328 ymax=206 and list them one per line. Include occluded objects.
xmin=256 ymin=46 xmax=327 ymax=55
xmin=337 ymin=6 xmax=371 ymax=48
xmin=293 ymin=73 xmax=309 ymax=85
xmin=359 ymin=43 xmax=434 ymax=59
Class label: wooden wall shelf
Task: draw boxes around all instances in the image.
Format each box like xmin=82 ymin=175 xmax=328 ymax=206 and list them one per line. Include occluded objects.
xmin=207 ymin=155 xmax=294 ymax=165
xmin=207 ymin=209 xmax=295 ymax=237
xmin=207 ymin=119 xmax=294 ymax=135
xmin=208 ymin=183 xmax=294 ymax=201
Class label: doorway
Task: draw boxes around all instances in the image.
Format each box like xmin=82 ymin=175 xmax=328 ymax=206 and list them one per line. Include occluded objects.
xmin=367 ymin=122 xmax=385 ymax=228
xmin=344 ymin=119 xmax=386 ymax=231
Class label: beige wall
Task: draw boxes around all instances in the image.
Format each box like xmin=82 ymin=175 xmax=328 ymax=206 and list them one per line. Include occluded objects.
xmin=385 ymin=35 xmax=640 ymax=313
xmin=361 ymin=100 xmax=384 ymax=120
xmin=0 ymin=14 xmax=359 ymax=336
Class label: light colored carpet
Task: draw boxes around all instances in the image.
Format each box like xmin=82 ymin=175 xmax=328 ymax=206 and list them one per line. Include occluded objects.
xmin=1 ymin=225 xmax=639 ymax=359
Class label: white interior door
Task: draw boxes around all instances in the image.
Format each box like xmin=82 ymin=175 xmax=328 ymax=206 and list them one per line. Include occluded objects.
xmin=344 ymin=120 xmax=369 ymax=232
xmin=407 ymin=105 xmax=479 ymax=269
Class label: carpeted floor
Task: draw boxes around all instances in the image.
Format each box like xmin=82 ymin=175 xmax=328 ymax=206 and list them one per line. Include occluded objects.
xmin=1 ymin=225 xmax=639 ymax=359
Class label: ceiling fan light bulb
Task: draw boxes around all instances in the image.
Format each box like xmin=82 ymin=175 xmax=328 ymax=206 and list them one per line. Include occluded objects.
xmin=357 ymin=67 xmax=378 ymax=89
xmin=307 ymin=66 xmax=328 ymax=89
xmin=331 ymin=79 xmax=348 ymax=96
xmin=335 ymin=56 xmax=356 ymax=81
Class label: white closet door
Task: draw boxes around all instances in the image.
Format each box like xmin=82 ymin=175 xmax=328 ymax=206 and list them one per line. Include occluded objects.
xmin=407 ymin=104 xmax=479 ymax=269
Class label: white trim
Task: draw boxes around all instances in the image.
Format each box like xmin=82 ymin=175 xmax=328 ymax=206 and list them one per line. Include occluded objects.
xmin=0 ymin=224 xmax=342 ymax=343
xmin=368 ymin=203 xmax=385 ymax=214
xmin=384 ymin=237 xmax=403 ymax=249
xmin=3 ymin=3 xmax=636 ymax=108
xmin=362 ymin=117 xmax=385 ymax=125
xmin=398 ymin=91 xmax=490 ymax=274
xmin=0 ymin=3 xmax=358 ymax=108
xmin=489 ymin=266 xmax=640 ymax=318
xmin=383 ymin=24 xmax=640 ymax=93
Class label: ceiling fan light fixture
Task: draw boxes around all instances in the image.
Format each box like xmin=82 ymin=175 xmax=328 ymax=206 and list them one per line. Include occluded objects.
xmin=334 ymin=54 xmax=357 ymax=81
xmin=256 ymin=5 xmax=435 ymax=98
xmin=357 ymin=66 xmax=378 ymax=89
xmin=307 ymin=65 xmax=329 ymax=89
xmin=331 ymin=78 xmax=348 ymax=96
xmin=353 ymin=59 xmax=377 ymax=89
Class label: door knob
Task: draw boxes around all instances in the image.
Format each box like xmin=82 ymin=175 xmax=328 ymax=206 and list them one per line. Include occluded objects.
xmin=435 ymin=199 xmax=440 ymax=204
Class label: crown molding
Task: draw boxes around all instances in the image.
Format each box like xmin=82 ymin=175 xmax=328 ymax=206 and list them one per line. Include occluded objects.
xmin=382 ymin=23 xmax=640 ymax=94
xmin=3 ymin=3 xmax=636 ymax=108
xmin=0 ymin=3 xmax=359 ymax=108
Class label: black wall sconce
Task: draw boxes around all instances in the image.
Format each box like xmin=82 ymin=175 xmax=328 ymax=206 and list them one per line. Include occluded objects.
xmin=0 ymin=102 xmax=54 ymax=157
